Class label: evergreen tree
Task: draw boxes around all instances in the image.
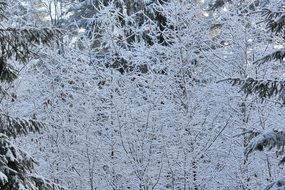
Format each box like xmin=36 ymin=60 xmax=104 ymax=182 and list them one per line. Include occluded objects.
xmin=0 ymin=1 xmax=63 ymax=189
xmin=226 ymin=6 xmax=285 ymax=103
xmin=224 ymin=4 xmax=285 ymax=190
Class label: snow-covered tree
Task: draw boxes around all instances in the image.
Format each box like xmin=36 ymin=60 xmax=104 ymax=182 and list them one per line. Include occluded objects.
xmin=222 ymin=2 xmax=285 ymax=189
xmin=0 ymin=1 xmax=63 ymax=189
xmin=4 ymin=1 xmax=285 ymax=190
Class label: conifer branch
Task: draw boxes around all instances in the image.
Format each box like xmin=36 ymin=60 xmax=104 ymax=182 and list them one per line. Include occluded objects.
xmin=224 ymin=77 xmax=285 ymax=103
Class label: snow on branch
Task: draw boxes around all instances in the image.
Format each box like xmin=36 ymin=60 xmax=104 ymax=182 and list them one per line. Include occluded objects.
xmin=0 ymin=60 xmax=17 ymax=83
xmin=0 ymin=27 xmax=62 ymax=62
xmin=220 ymin=77 xmax=285 ymax=103
xmin=0 ymin=114 xmax=45 ymax=138
xmin=254 ymin=49 xmax=285 ymax=65
xmin=245 ymin=130 xmax=285 ymax=160
xmin=0 ymin=27 xmax=61 ymax=82
xmin=264 ymin=178 xmax=285 ymax=190
xmin=0 ymin=134 xmax=64 ymax=189
xmin=252 ymin=9 xmax=285 ymax=65
xmin=261 ymin=9 xmax=285 ymax=34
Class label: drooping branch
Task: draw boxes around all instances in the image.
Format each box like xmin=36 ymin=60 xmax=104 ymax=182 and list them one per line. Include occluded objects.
xmin=0 ymin=114 xmax=45 ymax=138
xmin=261 ymin=9 xmax=285 ymax=34
xmin=0 ymin=28 xmax=62 ymax=62
xmin=254 ymin=49 xmax=285 ymax=65
xmin=221 ymin=77 xmax=285 ymax=103
xmin=0 ymin=134 xmax=64 ymax=190
xmin=0 ymin=27 xmax=61 ymax=82
xmin=245 ymin=130 xmax=285 ymax=156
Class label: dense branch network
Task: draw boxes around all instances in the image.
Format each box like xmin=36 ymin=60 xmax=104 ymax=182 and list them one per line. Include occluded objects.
xmin=0 ymin=1 xmax=64 ymax=189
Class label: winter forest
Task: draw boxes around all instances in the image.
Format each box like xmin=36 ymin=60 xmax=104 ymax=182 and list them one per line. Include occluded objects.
xmin=3 ymin=0 xmax=285 ymax=189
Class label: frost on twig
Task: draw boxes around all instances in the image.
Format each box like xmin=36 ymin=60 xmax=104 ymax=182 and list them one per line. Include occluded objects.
xmin=264 ymin=178 xmax=285 ymax=190
xmin=245 ymin=130 xmax=285 ymax=165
